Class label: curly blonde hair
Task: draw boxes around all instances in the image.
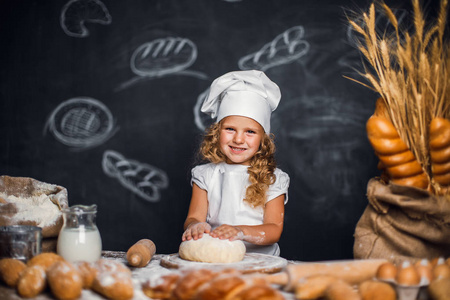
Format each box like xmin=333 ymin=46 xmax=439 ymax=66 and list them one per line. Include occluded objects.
xmin=199 ymin=121 xmax=277 ymax=207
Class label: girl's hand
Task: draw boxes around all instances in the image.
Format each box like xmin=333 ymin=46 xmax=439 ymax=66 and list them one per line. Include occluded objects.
xmin=210 ymin=225 xmax=244 ymax=241
xmin=182 ymin=222 xmax=211 ymax=241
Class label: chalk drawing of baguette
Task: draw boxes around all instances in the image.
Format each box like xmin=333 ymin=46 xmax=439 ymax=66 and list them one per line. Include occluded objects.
xmin=102 ymin=150 xmax=169 ymax=202
xmin=238 ymin=26 xmax=310 ymax=71
xmin=60 ymin=0 xmax=112 ymax=38
xmin=116 ymin=37 xmax=207 ymax=91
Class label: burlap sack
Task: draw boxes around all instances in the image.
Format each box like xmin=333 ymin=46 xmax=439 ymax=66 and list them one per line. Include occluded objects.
xmin=354 ymin=178 xmax=450 ymax=265
xmin=0 ymin=176 xmax=69 ymax=251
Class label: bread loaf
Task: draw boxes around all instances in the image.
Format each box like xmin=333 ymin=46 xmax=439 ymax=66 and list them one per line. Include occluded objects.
xmin=92 ymin=271 xmax=134 ymax=300
xmin=91 ymin=259 xmax=134 ymax=300
xmin=142 ymin=267 xmax=284 ymax=300
xmin=0 ymin=258 xmax=27 ymax=287
xmin=16 ymin=265 xmax=47 ymax=298
xmin=27 ymin=252 xmax=64 ymax=270
xmin=74 ymin=261 xmax=97 ymax=289
xmin=47 ymin=260 xmax=83 ymax=300
xmin=126 ymin=239 xmax=156 ymax=268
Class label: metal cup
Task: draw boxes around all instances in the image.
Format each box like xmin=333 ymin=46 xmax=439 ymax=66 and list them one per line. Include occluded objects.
xmin=0 ymin=225 xmax=42 ymax=262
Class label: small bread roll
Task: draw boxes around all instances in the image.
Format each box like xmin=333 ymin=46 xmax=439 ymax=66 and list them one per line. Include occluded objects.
xmin=27 ymin=252 xmax=64 ymax=270
xmin=0 ymin=258 xmax=27 ymax=287
xmin=17 ymin=265 xmax=47 ymax=298
xmin=47 ymin=261 xmax=83 ymax=300
xmin=142 ymin=273 xmax=181 ymax=300
xmin=359 ymin=280 xmax=396 ymax=300
xmin=74 ymin=261 xmax=97 ymax=289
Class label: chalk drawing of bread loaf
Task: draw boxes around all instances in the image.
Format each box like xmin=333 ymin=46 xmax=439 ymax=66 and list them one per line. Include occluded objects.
xmin=131 ymin=37 xmax=197 ymax=77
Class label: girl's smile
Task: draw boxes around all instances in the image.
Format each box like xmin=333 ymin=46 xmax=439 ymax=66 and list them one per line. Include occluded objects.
xmin=219 ymin=115 xmax=264 ymax=165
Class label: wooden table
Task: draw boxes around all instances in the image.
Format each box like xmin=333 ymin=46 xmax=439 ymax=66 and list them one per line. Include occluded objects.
xmin=0 ymin=251 xmax=295 ymax=300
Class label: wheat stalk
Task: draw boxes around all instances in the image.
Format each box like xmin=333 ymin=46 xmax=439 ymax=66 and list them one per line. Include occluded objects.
xmin=347 ymin=0 xmax=449 ymax=194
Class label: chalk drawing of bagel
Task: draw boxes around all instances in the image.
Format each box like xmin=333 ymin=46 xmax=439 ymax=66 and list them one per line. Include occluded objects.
xmin=102 ymin=150 xmax=169 ymax=202
xmin=44 ymin=97 xmax=117 ymax=149
xmin=61 ymin=0 xmax=112 ymax=38
xmin=238 ymin=26 xmax=310 ymax=71
xmin=115 ymin=37 xmax=208 ymax=91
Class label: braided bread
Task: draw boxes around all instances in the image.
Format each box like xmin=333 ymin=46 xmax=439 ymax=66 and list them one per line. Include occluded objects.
xmin=142 ymin=268 xmax=283 ymax=300
xmin=366 ymin=112 xmax=429 ymax=189
xmin=430 ymin=117 xmax=450 ymax=194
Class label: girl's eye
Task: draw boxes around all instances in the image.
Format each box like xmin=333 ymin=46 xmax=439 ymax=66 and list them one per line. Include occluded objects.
xmin=224 ymin=127 xmax=235 ymax=132
xmin=247 ymin=130 xmax=256 ymax=134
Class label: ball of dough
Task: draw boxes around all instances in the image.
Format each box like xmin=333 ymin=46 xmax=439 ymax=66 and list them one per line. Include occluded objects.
xmin=179 ymin=234 xmax=246 ymax=263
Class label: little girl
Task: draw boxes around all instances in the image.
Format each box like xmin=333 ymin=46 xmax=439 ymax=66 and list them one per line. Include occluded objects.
xmin=182 ymin=70 xmax=290 ymax=256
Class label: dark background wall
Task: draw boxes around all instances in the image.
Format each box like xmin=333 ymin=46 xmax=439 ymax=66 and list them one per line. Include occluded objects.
xmin=0 ymin=0 xmax=444 ymax=261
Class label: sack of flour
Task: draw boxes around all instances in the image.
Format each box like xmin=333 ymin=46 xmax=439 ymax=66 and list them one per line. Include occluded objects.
xmin=0 ymin=176 xmax=69 ymax=251
xmin=353 ymin=178 xmax=450 ymax=264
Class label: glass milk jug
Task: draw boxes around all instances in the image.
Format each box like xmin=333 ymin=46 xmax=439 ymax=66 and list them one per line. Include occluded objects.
xmin=57 ymin=204 xmax=102 ymax=263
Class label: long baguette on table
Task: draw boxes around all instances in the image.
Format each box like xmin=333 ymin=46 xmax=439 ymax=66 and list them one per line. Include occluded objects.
xmin=265 ymin=259 xmax=387 ymax=292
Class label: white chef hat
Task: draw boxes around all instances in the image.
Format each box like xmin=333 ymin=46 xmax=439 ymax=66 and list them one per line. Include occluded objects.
xmin=201 ymin=70 xmax=281 ymax=133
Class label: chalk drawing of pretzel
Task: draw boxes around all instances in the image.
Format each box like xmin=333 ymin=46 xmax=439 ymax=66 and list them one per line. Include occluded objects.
xmin=60 ymin=0 xmax=112 ymax=38
xmin=238 ymin=26 xmax=310 ymax=71
xmin=102 ymin=150 xmax=169 ymax=202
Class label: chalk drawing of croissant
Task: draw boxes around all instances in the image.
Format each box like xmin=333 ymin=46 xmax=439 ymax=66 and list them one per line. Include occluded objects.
xmin=60 ymin=0 xmax=112 ymax=38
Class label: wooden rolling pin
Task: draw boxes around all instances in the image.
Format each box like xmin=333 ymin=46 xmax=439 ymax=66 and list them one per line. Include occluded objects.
xmin=264 ymin=259 xmax=387 ymax=291
xmin=126 ymin=239 xmax=156 ymax=268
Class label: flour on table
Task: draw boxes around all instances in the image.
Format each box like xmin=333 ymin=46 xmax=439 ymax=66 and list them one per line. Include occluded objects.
xmin=179 ymin=234 xmax=246 ymax=263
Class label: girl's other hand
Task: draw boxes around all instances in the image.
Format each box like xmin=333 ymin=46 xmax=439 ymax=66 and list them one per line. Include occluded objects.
xmin=210 ymin=225 xmax=244 ymax=241
xmin=182 ymin=222 xmax=211 ymax=241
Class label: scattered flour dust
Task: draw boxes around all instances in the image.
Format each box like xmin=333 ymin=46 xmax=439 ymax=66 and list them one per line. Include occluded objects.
xmin=0 ymin=192 xmax=61 ymax=227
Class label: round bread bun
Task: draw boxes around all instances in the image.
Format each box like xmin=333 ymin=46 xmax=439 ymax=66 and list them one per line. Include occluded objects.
xmin=179 ymin=234 xmax=246 ymax=263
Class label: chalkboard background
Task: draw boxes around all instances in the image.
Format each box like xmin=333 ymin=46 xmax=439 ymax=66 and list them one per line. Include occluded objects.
xmin=0 ymin=0 xmax=444 ymax=261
